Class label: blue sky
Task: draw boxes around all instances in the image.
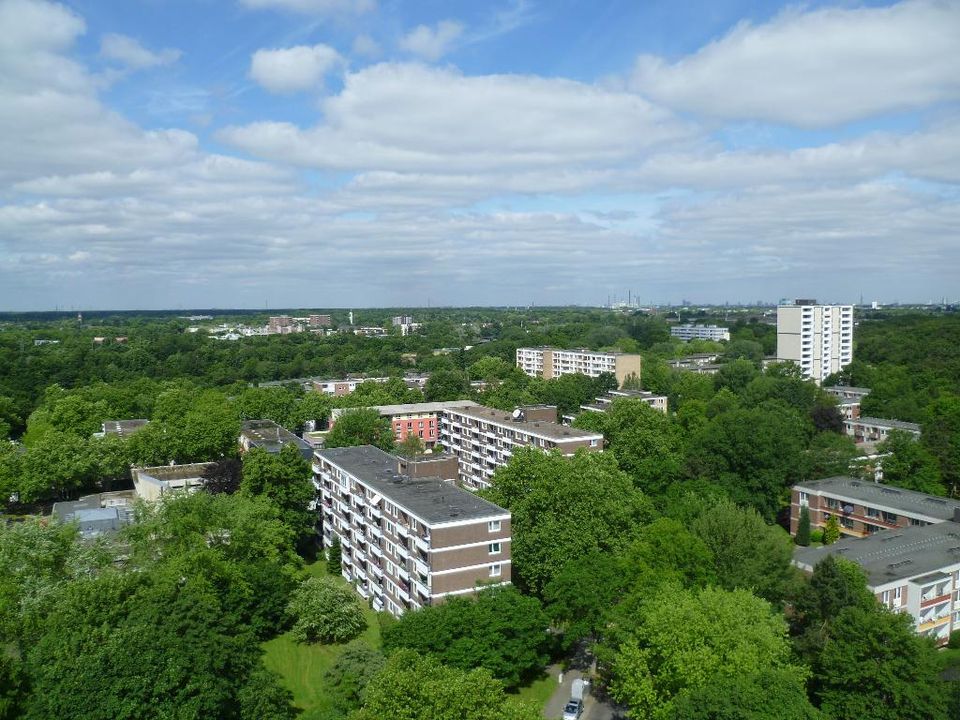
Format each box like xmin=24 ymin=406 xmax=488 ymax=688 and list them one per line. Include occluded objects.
xmin=0 ymin=0 xmax=958 ymax=309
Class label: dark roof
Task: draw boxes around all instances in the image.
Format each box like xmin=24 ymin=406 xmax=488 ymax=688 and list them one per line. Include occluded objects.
xmin=795 ymin=476 xmax=960 ymax=521
xmin=317 ymin=446 xmax=508 ymax=525
xmin=793 ymin=521 xmax=960 ymax=586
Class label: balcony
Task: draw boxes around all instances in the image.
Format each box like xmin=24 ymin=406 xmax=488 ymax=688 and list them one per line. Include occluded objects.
xmin=395 ymin=544 xmax=409 ymax=560
xmin=370 ymin=563 xmax=384 ymax=578
xmin=369 ymin=542 xmax=383 ymax=557
xmin=396 ymin=565 xmax=410 ymax=582
xmin=356 ymin=584 xmax=369 ymax=599
xmin=414 ymin=557 xmax=430 ymax=576
xmin=395 ymin=585 xmax=410 ymax=603
xmin=395 ymin=524 xmax=410 ymax=538
xmin=413 ymin=577 xmax=431 ymax=598
xmin=414 ymin=535 xmax=430 ymax=554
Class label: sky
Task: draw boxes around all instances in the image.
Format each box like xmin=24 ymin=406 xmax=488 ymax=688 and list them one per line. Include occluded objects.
xmin=0 ymin=0 xmax=958 ymax=310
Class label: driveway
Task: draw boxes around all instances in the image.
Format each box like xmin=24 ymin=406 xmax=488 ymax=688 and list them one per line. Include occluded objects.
xmin=542 ymin=647 xmax=625 ymax=720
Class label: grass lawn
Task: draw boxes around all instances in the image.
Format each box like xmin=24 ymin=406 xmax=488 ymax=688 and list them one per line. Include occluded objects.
xmin=512 ymin=670 xmax=557 ymax=711
xmin=262 ymin=560 xmax=381 ymax=717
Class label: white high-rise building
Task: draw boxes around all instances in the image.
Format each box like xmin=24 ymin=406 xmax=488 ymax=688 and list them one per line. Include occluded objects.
xmin=776 ymin=300 xmax=853 ymax=384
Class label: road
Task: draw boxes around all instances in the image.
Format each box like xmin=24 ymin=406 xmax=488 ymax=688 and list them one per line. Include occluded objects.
xmin=541 ymin=655 xmax=625 ymax=720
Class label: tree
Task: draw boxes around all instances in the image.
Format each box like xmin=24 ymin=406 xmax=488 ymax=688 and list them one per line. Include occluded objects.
xmin=664 ymin=668 xmax=822 ymax=720
xmin=713 ymin=359 xmax=760 ymax=394
xmin=791 ymin=555 xmax=875 ymax=653
xmin=353 ymin=649 xmax=540 ymax=720
xmin=238 ymin=667 xmax=298 ymax=720
xmin=627 ymin=517 xmax=716 ymax=589
xmin=395 ymin=434 xmax=426 ymax=457
xmin=690 ymin=498 xmax=794 ymax=603
xmin=795 ymin=506 xmax=811 ymax=546
xmin=241 ymin=445 xmax=316 ymax=544
xmin=325 ymin=408 xmax=394 ymax=451
xmin=878 ymin=430 xmax=944 ymax=495
xmin=16 ymin=430 xmax=98 ymax=502
xmin=822 ymin=515 xmax=841 ymax=545
xmin=324 ymin=643 xmax=386 ymax=715
xmin=543 ymin=552 xmax=631 ymax=647
xmin=381 ymin=586 xmax=551 ymax=689
xmin=575 ymin=399 xmax=684 ymax=495
xmin=482 ymin=448 xmax=653 ymax=595
xmin=286 ymin=576 xmax=366 ymax=644
xmin=921 ymin=395 xmax=960 ymax=495
xmin=327 ymin=536 xmax=342 ymax=575
xmin=813 ymin=605 xmax=949 ymax=720
xmin=609 ymin=585 xmax=805 ymax=719
xmin=202 ymin=457 xmax=244 ymax=495
xmin=424 ymin=369 xmax=470 ymax=402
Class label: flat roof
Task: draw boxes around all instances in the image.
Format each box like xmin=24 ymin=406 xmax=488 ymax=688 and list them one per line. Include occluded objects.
xmin=134 ymin=462 xmax=215 ymax=482
xmin=793 ymin=521 xmax=960 ymax=586
xmin=825 ymin=386 xmax=872 ymax=394
xmin=445 ymin=405 xmax=603 ymax=442
xmin=517 ymin=346 xmax=631 ymax=357
xmin=101 ymin=419 xmax=150 ymax=437
xmin=795 ymin=476 xmax=960 ymax=521
xmin=333 ymin=400 xmax=478 ymax=418
xmin=850 ymin=417 xmax=922 ymax=432
xmin=317 ymin=446 xmax=508 ymax=525
xmin=241 ymin=419 xmax=312 ymax=452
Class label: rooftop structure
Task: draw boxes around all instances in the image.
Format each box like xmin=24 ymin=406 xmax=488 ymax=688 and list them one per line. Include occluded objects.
xmin=240 ymin=419 xmax=313 ymax=460
xmin=315 ymin=446 xmax=511 ymax=617
xmin=52 ymin=491 xmax=136 ymax=539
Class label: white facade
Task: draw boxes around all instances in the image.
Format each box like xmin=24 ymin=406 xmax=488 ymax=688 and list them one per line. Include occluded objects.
xmin=670 ymin=324 xmax=731 ymax=342
xmin=776 ymin=302 xmax=853 ymax=384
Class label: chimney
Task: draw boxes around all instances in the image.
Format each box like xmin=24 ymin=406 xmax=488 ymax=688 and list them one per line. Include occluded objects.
xmin=953 ymin=507 xmax=960 ymax=524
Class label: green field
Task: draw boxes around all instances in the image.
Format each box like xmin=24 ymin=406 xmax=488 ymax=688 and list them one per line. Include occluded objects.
xmin=262 ymin=562 xmax=382 ymax=718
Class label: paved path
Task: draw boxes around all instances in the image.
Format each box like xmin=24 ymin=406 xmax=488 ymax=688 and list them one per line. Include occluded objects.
xmin=541 ymin=657 xmax=624 ymax=720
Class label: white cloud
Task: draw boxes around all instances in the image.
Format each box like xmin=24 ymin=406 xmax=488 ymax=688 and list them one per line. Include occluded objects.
xmin=351 ymin=34 xmax=380 ymax=58
xmin=239 ymin=0 xmax=374 ymax=14
xmin=630 ymin=0 xmax=960 ymax=127
xmin=398 ymin=20 xmax=463 ymax=61
xmin=0 ymin=0 xmax=84 ymax=53
xmin=100 ymin=33 xmax=181 ymax=69
xmin=250 ymin=44 xmax=342 ymax=93
xmin=220 ymin=62 xmax=694 ymax=172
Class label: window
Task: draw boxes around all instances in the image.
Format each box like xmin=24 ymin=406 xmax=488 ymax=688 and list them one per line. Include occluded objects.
xmin=882 ymin=511 xmax=898 ymax=523
xmin=488 ymin=520 xmax=501 ymax=532
xmin=865 ymin=506 xmax=879 ymax=518
xmin=894 ymin=587 xmax=902 ymax=606
xmin=798 ymin=491 xmax=809 ymax=507
xmin=840 ymin=517 xmax=855 ymax=529
xmin=881 ymin=590 xmax=891 ymax=604
xmin=590 ymin=439 xmax=598 ymax=447
xmin=910 ymin=518 xmax=928 ymax=527
xmin=489 ymin=542 xmax=501 ymax=555
xmin=489 ymin=564 xmax=502 ymax=577
xmin=864 ymin=523 xmax=882 ymax=534
xmin=825 ymin=497 xmax=839 ymax=510
xmin=385 ymin=521 xmax=395 ymax=535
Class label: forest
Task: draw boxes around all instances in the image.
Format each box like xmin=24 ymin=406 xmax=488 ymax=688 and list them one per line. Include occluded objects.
xmin=0 ymin=307 xmax=959 ymax=719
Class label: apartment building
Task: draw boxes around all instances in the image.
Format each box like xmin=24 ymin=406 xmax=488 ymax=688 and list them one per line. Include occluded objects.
xmin=240 ymin=419 xmax=313 ymax=460
xmin=667 ymin=353 xmax=722 ymax=374
xmin=309 ymin=314 xmax=332 ymax=327
xmin=794 ymin=518 xmax=960 ymax=645
xmin=845 ymin=417 xmax=922 ymax=444
xmin=776 ymin=300 xmax=854 ymax=384
xmin=440 ymin=404 xmax=603 ymax=490
xmin=516 ymin=347 xmax=642 ymax=387
xmin=314 ymin=446 xmax=512 ymax=617
xmin=825 ymin=386 xmax=871 ymax=402
xmin=311 ymin=376 xmax=391 ymax=396
xmin=578 ymin=389 xmax=668 ymax=416
xmin=330 ymin=400 xmax=478 ymax=448
xmin=790 ymin=476 xmax=960 ymax=538
xmin=670 ymin=324 xmax=731 ymax=342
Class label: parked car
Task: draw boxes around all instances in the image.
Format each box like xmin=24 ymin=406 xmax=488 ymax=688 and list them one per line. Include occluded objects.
xmin=562 ymin=699 xmax=583 ymax=720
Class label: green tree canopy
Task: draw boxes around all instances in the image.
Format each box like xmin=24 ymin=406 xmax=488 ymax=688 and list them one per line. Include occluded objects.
xmin=325 ymin=408 xmax=395 ymax=451
xmin=286 ymin=576 xmax=366 ymax=644
xmin=240 ymin=444 xmax=316 ymax=544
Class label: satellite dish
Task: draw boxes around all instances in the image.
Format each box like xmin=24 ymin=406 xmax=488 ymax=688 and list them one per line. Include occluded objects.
xmin=512 ymin=408 xmax=521 ymax=419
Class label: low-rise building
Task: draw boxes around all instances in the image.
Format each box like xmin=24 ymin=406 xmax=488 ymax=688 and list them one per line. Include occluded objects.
xmin=578 ymin=389 xmax=668 ymax=416
xmin=516 ymin=347 xmax=641 ymax=387
xmin=240 ymin=419 xmax=313 ymax=460
xmin=314 ymin=445 xmax=512 ymax=617
xmin=52 ymin=491 xmax=136 ymax=538
xmin=667 ymin=354 xmax=722 ymax=374
xmin=331 ymin=400 xmax=478 ymax=449
xmin=312 ymin=376 xmax=391 ymax=396
xmin=825 ymin=385 xmax=872 ymax=402
xmin=845 ymin=417 xmax=922 ymax=444
xmin=670 ymin=324 xmax=731 ymax=342
xmin=440 ymin=404 xmax=603 ymax=490
xmin=790 ymin=476 xmax=960 ymax=538
xmin=793 ymin=518 xmax=960 ymax=645
xmin=132 ymin=462 xmax=215 ymax=502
